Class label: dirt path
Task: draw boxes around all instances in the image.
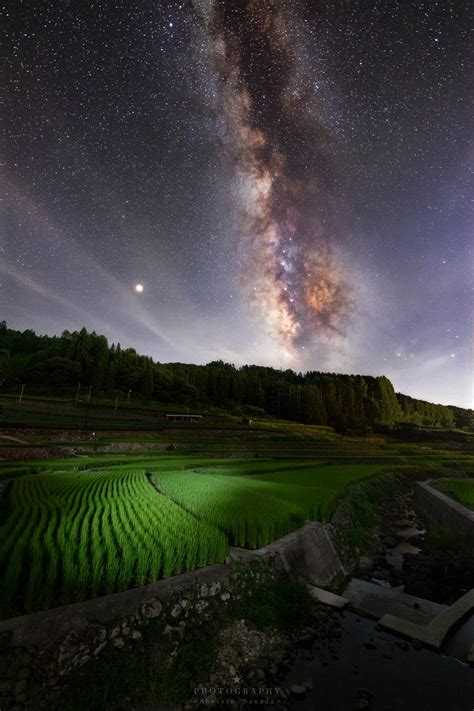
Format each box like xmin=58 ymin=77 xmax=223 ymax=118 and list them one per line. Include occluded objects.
xmin=0 ymin=434 xmax=30 ymax=444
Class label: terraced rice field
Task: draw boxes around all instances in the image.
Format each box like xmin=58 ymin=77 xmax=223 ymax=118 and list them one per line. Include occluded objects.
xmin=433 ymin=478 xmax=474 ymax=510
xmin=0 ymin=448 xmax=463 ymax=620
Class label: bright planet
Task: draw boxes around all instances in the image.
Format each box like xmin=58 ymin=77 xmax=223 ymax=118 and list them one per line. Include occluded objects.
xmin=134 ymin=283 xmax=144 ymax=293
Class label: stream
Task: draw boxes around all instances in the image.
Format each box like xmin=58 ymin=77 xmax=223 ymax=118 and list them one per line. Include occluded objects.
xmin=284 ymin=487 xmax=474 ymax=710
xmin=285 ymin=610 xmax=474 ymax=711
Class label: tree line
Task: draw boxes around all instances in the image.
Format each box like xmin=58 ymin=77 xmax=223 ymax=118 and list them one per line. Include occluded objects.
xmin=0 ymin=322 xmax=468 ymax=432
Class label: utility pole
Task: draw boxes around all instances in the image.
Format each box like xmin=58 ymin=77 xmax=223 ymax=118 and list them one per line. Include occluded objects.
xmin=87 ymin=385 xmax=92 ymax=401
xmin=75 ymin=382 xmax=81 ymax=404
xmin=18 ymin=384 xmax=25 ymax=404
xmin=114 ymin=396 xmax=119 ymax=414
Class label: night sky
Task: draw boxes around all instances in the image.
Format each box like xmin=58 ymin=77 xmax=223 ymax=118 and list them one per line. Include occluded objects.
xmin=2 ymin=1 xmax=472 ymax=407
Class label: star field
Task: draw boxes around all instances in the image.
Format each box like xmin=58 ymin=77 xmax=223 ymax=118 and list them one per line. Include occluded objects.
xmin=1 ymin=0 xmax=472 ymax=406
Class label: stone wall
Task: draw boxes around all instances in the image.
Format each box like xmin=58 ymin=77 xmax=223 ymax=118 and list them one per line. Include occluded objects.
xmin=0 ymin=558 xmax=283 ymax=708
xmin=0 ymin=521 xmax=345 ymax=709
xmin=415 ymin=481 xmax=474 ymax=542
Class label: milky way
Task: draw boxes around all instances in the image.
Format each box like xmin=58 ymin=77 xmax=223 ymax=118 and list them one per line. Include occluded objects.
xmin=2 ymin=0 xmax=471 ymax=405
xmin=209 ymin=0 xmax=353 ymax=352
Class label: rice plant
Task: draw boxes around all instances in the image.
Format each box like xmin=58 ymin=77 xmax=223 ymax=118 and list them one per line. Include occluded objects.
xmin=0 ymin=469 xmax=228 ymax=619
xmin=434 ymin=478 xmax=474 ymax=510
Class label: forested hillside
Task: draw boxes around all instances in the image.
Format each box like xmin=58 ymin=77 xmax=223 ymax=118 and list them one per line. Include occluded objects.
xmin=0 ymin=323 xmax=468 ymax=431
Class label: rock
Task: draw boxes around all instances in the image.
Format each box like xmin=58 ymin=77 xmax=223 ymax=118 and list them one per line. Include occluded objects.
xmin=220 ymin=592 xmax=231 ymax=602
xmin=359 ymin=556 xmax=374 ymax=571
xmin=290 ymin=684 xmax=307 ymax=699
xmin=171 ymin=603 xmax=182 ymax=618
xmin=93 ymin=641 xmax=107 ymax=656
xmin=17 ymin=652 xmax=32 ymax=666
xmin=57 ymin=623 xmax=107 ymax=675
xmin=396 ymin=640 xmax=410 ymax=651
xmin=140 ymin=599 xmax=163 ymax=619
xmin=200 ymin=584 xmax=209 ymax=598
xmin=164 ymin=625 xmax=183 ymax=645
xmin=14 ymin=679 xmax=28 ymax=695
xmin=356 ymin=688 xmax=374 ymax=709
xmin=209 ymin=581 xmax=221 ymax=596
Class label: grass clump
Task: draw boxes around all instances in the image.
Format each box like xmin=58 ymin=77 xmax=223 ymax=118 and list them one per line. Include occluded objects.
xmin=230 ymin=560 xmax=313 ymax=632
xmin=44 ymin=621 xmax=217 ymax=711
xmin=334 ymin=474 xmax=410 ymax=556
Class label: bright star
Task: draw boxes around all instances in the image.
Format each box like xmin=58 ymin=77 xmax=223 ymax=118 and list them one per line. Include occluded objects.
xmin=135 ymin=283 xmax=144 ymax=293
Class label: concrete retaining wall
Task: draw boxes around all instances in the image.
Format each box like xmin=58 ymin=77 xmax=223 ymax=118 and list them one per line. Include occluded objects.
xmin=415 ymin=481 xmax=474 ymax=542
xmin=257 ymin=522 xmax=346 ymax=585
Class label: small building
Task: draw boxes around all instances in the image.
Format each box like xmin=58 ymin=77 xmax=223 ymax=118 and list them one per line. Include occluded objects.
xmin=166 ymin=413 xmax=203 ymax=423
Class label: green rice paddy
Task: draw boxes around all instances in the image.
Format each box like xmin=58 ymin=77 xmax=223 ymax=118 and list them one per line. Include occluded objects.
xmin=1 ymin=408 xmax=473 ymax=621
xmin=433 ymin=477 xmax=474 ymax=510
xmin=0 ymin=455 xmax=390 ymax=618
